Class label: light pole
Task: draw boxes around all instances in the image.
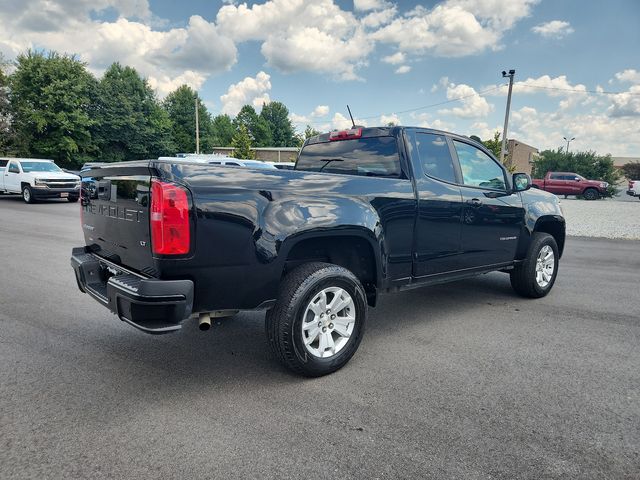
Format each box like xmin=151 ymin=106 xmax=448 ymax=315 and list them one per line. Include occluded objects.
xmin=563 ymin=136 xmax=575 ymax=153
xmin=195 ymin=96 xmax=200 ymax=154
xmin=500 ymin=69 xmax=516 ymax=164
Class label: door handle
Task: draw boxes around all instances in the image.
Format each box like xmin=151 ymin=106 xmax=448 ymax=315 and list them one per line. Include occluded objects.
xmin=467 ymin=198 xmax=482 ymax=208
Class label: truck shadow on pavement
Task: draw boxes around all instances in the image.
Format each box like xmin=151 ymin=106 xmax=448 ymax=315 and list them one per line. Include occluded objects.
xmin=98 ymin=272 xmax=519 ymax=386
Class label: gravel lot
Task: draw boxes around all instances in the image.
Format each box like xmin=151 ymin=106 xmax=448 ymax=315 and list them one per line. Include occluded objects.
xmin=1 ymin=196 xmax=639 ymax=479
xmin=560 ymin=198 xmax=640 ymax=240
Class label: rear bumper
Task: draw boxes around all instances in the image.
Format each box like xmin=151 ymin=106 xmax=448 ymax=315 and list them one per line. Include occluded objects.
xmin=70 ymin=247 xmax=193 ymax=334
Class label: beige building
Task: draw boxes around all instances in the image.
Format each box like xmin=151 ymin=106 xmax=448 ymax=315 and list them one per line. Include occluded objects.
xmin=506 ymin=139 xmax=538 ymax=175
xmin=612 ymin=156 xmax=640 ymax=172
xmin=212 ymin=147 xmax=299 ymax=163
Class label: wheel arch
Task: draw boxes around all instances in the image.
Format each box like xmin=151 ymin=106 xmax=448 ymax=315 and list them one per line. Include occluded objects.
xmin=533 ymin=216 xmax=566 ymax=258
xmin=279 ymin=229 xmax=382 ymax=307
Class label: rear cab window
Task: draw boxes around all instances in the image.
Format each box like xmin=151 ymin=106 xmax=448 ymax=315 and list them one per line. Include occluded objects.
xmin=296 ymin=136 xmax=403 ymax=178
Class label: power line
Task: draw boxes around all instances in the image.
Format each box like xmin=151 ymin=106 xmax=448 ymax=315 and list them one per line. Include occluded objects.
xmin=304 ymin=81 xmax=640 ymax=127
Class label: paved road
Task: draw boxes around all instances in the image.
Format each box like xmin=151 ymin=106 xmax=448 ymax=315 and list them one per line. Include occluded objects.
xmin=1 ymin=195 xmax=639 ymax=479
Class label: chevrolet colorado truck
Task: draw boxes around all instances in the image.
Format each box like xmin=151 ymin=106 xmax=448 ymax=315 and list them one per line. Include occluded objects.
xmin=532 ymin=171 xmax=608 ymax=200
xmin=71 ymin=127 xmax=565 ymax=376
xmin=0 ymin=158 xmax=81 ymax=203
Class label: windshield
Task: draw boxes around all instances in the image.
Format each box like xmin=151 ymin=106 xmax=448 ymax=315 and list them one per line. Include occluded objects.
xmin=20 ymin=161 xmax=62 ymax=173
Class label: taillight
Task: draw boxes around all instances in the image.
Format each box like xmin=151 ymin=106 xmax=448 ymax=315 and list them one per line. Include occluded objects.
xmin=329 ymin=128 xmax=362 ymax=141
xmin=150 ymin=179 xmax=191 ymax=255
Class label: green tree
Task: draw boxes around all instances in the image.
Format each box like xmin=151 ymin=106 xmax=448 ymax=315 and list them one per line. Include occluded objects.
xmin=163 ymin=85 xmax=214 ymax=153
xmin=211 ymin=114 xmax=235 ymax=146
xmin=9 ymin=50 xmax=97 ymax=168
xmin=481 ymin=131 xmax=502 ymax=159
xmin=260 ymin=101 xmax=295 ymax=147
xmin=621 ymin=161 xmax=640 ymax=180
xmin=304 ymin=125 xmax=321 ymax=139
xmin=92 ymin=63 xmax=174 ymax=162
xmin=532 ymin=149 xmax=622 ymax=196
xmin=231 ymin=124 xmax=254 ymax=159
xmin=233 ymin=105 xmax=272 ymax=147
xmin=0 ymin=54 xmax=14 ymax=155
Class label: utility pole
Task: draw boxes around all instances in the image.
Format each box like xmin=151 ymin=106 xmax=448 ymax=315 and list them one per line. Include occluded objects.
xmin=500 ymin=69 xmax=516 ymax=164
xmin=195 ymin=96 xmax=200 ymax=154
xmin=563 ymin=136 xmax=575 ymax=153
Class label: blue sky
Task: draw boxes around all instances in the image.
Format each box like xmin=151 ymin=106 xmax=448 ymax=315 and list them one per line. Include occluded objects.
xmin=2 ymin=0 xmax=639 ymax=155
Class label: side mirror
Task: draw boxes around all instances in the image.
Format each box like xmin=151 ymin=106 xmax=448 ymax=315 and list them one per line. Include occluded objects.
xmin=574 ymin=177 xmax=581 ymax=181
xmin=513 ymin=172 xmax=531 ymax=192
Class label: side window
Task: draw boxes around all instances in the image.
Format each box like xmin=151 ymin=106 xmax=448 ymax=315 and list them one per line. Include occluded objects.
xmin=0 ymin=159 xmax=8 ymax=168
xmin=550 ymin=173 xmax=563 ymax=180
xmin=8 ymin=162 xmax=20 ymax=174
xmin=226 ymin=162 xmax=241 ymax=166
xmin=453 ymin=141 xmax=506 ymax=190
xmin=415 ymin=133 xmax=457 ymax=183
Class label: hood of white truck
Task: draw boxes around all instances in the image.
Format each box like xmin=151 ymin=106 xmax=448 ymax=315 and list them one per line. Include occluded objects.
xmin=29 ymin=171 xmax=80 ymax=181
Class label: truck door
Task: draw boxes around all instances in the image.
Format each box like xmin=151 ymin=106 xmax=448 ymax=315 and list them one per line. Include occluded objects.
xmin=546 ymin=173 xmax=567 ymax=194
xmin=451 ymin=139 xmax=525 ymax=268
xmin=405 ymin=129 xmax=464 ymax=277
xmin=4 ymin=160 xmax=22 ymax=193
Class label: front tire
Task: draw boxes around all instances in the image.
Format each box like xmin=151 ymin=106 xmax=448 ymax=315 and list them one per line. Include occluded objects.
xmin=583 ymin=188 xmax=599 ymax=200
xmin=22 ymin=185 xmax=35 ymax=204
xmin=265 ymin=262 xmax=367 ymax=377
xmin=510 ymin=232 xmax=559 ymax=298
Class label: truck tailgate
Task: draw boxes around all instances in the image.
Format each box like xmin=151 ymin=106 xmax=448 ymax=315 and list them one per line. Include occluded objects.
xmin=80 ymin=162 xmax=156 ymax=275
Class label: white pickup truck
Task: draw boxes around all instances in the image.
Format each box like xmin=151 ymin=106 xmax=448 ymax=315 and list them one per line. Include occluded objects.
xmin=0 ymin=158 xmax=81 ymax=203
xmin=627 ymin=180 xmax=640 ymax=200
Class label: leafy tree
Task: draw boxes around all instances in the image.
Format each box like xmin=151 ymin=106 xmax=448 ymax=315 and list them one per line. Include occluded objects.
xmin=621 ymin=161 xmax=640 ymax=180
xmin=231 ymin=124 xmax=254 ymax=159
xmin=304 ymin=125 xmax=321 ymax=139
xmin=482 ymin=131 xmax=502 ymax=159
xmin=233 ymin=105 xmax=272 ymax=147
xmin=469 ymin=135 xmax=482 ymax=143
xmin=0 ymin=54 xmax=15 ymax=155
xmin=9 ymin=51 xmax=97 ymax=168
xmin=260 ymin=101 xmax=295 ymax=147
xmin=211 ymin=114 xmax=235 ymax=146
xmin=92 ymin=63 xmax=174 ymax=162
xmin=532 ymin=149 xmax=622 ymax=196
xmin=163 ymin=85 xmax=214 ymax=153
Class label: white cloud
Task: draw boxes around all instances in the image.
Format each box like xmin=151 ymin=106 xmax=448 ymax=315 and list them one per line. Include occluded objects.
xmin=395 ymin=65 xmax=411 ymax=74
xmin=361 ymin=6 xmax=397 ymax=28
xmin=372 ymin=0 xmax=536 ymax=57
xmin=380 ymin=113 xmax=401 ymax=125
xmin=531 ymin=20 xmax=574 ymax=39
xmin=353 ymin=0 xmax=388 ymax=11
xmin=439 ymin=81 xmax=493 ymax=118
xmin=615 ymin=69 xmax=640 ymax=84
xmin=312 ymin=105 xmax=330 ymax=117
xmin=0 ymin=3 xmax=237 ymax=97
xmin=220 ymin=71 xmax=272 ymax=116
xmin=608 ymin=85 xmax=640 ymax=117
xmin=331 ymin=112 xmax=368 ymax=129
xmin=217 ymin=0 xmax=372 ymax=80
xmin=381 ymin=52 xmax=405 ymax=65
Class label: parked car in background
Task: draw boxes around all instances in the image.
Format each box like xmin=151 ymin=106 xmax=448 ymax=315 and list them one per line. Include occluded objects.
xmin=0 ymin=158 xmax=80 ymax=203
xmin=532 ymin=172 xmax=608 ymax=200
xmin=273 ymin=162 xmax=296 ymax=170
xmin=627 ymin=180 xmax=640 ymax=200
xmin=71 ymin=126 xmax=565 ymax=377
xmin=208 ymin=158 xmax=278 ymax=169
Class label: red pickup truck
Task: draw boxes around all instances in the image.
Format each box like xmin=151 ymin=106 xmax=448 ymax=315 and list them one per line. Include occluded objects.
xmin=532 ymin=172 xmax=608 ymax=200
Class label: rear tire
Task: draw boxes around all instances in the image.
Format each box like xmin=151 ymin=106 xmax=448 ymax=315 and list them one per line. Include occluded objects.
xmin=22 ymin=185 xmax=35 ymax=204
xmin=265 ymin=262 xmax=367 ymax=377
xmin=583 ymin=188 xmax=599 ymax=200
xmin=510 ymin=232 xmax=559 ymax=298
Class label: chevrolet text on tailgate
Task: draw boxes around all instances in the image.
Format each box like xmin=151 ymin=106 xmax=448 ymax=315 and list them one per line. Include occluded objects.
xmin=71 ymin=126 xmax=566 ymax=377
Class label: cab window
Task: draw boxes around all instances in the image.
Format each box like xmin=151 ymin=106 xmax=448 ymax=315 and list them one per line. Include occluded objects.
xmin=414 ymin=132 xmax=457 ymax=183
xmin=453 ymin=141 xmax=506 ymax=191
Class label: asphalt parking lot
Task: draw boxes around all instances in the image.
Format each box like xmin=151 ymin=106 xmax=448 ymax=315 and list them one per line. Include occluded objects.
xmin=1 ymin=195 xmax=639 ymax=479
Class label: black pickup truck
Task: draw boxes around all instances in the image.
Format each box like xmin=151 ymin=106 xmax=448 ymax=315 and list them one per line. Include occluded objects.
xmin=71 ymin=126 xmax=565 ymax=376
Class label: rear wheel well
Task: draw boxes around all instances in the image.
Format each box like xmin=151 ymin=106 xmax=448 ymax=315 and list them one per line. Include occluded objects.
xmin=284 ymin=236 xmax=378 ymax=306
xmin=535 ymin=220 xmax=565 ymax=257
